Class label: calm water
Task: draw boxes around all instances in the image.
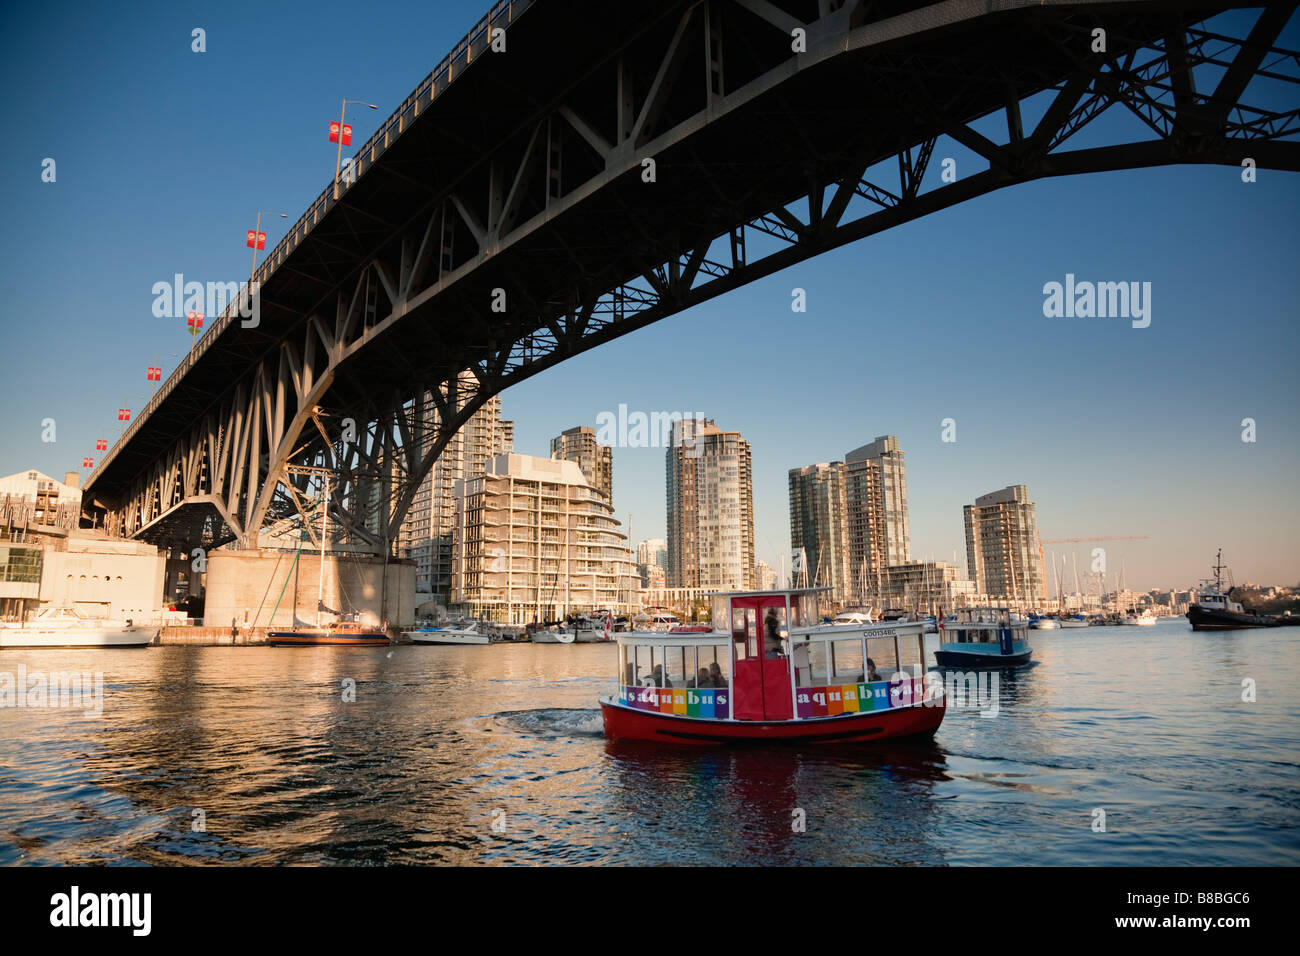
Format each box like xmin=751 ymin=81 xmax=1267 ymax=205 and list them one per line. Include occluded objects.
xmin=1 ymin=620 xmax=1297 ymax=865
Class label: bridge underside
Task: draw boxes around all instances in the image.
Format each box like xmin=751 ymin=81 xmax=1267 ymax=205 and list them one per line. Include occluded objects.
xmin=134 ymin=498 xmax=238 ymax=553
xmin=83 ymin=0 xmax=1300 ymax=555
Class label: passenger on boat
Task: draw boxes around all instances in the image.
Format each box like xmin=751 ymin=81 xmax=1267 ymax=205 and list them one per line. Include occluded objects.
xmin=644 ymin=664 xmax=671 ymax=688
xmin=866 ymin=657 xmax=880 ymax=682
xmin=689 ymin=667 xmax=712 ymax=688
xmin=708 ymin=661 xmax=724 ymax=687
xmin=764 ymin=609 xmax=784 ymax=658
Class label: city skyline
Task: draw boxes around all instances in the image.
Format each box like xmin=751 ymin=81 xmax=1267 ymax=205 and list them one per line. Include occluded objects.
xmin=2 ymin=1 xmax=1296 ymax=595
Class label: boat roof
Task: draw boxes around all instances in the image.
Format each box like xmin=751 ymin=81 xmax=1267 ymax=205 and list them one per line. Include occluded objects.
xmin=614 ymin=617 xmax=923 ymax=646
xmin=713 ymin=587 xmax=832 ymax=599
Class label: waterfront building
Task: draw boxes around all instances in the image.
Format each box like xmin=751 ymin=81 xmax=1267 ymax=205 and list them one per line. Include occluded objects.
xmin=636 ymin=537 xmax=667 ymax=569
xmin=551 ymin=425 xmax=613 ymax=504
xmin=398 ymin=373 xmax=513 ymax=605
xmin=665 ymin=418 xmax=754 ymax=591
xmin=450 ymin=453 xmax=637 ymax=624
xmin=638 ymin=562 xmax=666 ymax=589
xmin=963 ymin=485 xmax=1047 ymax=607
xmin=788 ymin=462 xmax=850 ymax=601
xmin=878 ymin=560 xmax=977 ymax=613
xmin=755 ymin=559 xmax=777 ymax=591
xmin=844 ymin=436 xmax=911 ymax=596
xmin=0 ymin=469 xmax=82 ymax=528
xmin=787 ymin=436 xmax=911 ymax=604
xmin=1 ymin=480 xmax=164 ymax=621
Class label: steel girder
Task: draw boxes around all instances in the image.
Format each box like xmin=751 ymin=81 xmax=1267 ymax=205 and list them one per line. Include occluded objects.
xmin=87 ymin=0 xmax=1300 ymax=554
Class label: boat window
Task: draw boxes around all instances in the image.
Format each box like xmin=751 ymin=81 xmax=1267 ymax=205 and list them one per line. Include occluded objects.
xmin=711 ymin=595 xmax=730 ymax=629
xmin=770 ymin=604 xmax=788 ymax=635
xmin=866 ymin=636 xmax=899 ymax=678
xmin=794 ymin=640 xmax=828 ymax=687
xmin=732 ymin=606 xmax=756 ymax=660
xmin=631 ymin=644 xmax=659 ymax=685
xmin=665 ymin=645 xmax=692 ymax=688
xmin=697 ymin=644 xmax=729 ymax=687
xmin=795 ymin=591 xmax=829 ymax=627
xmin=897 ymin=632 xmax=924 ymax=672
xmin=831 ymin=638 xmax=865 ymax=684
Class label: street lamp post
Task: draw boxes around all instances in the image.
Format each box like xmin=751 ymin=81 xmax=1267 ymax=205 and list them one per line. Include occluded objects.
xmin=250 ymin=211 xmax=288 ymax=289
xmin=333 ymin=99 xmax=378 ymax=199
xmin=116 ymin=396 xmax=146 ymax=441
xmin=147 ymin=352 xmax=179 ymax=398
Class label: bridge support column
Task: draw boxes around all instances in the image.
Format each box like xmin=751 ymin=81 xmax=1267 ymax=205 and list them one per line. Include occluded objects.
xmin=203 ymin=549 xmax=416 ymax=630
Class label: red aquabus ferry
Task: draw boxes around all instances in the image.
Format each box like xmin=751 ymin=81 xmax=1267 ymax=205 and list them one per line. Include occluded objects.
xmin=600 ymin=588 xmax=944 ymax=745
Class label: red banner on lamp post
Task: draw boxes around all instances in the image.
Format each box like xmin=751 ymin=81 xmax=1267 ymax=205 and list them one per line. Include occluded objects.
xmin=187 ymin=312 xmax=204 ymax=330
xmin=147 ymin=366 xmax=161 ymax=381
xmin=95 ymin=439 xmax=107 ymax=451
xmin=245 ymin=230 xmax=266 ymax=250
xmin=118 ymin=409 xmax=130 ymax=422
xmin=83 ymin=457 xmax=93 ymax=468
xmin=328 ymin=121 xmax=353 ymax=145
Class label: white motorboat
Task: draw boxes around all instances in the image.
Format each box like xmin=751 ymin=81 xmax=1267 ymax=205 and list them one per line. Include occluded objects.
xmin=1057 ymin=615 xmax=1089 ymax=628
xmin=404 ymin=620 xmax=490 ymax=645
xmin=531 ymin=627 xmax=576 ymax=644
xmin=0 ymin=607 xmax=156 ymax=649
xmin=571 ymin=615 xmax=615 ymax=642
xmin=633 ymin=611 xmax=680 ymax=633
xmin=830 ymin=607 xmax=876 ymax=626
xmin=1029 ymin=616 xmax=1060 ymax=630
xmin=1122 ymin=609 xmax=1158 ymax=627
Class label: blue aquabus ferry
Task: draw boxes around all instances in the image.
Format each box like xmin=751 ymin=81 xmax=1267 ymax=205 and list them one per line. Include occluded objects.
xmin=934 ymin=607 xmax=1032 ymax=667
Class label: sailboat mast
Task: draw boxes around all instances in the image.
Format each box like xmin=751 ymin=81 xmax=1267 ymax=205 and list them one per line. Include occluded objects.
xmin=1051 ymin=551 xmax=1059 ymax=612
xmin=318 ymin=475 xmax=329 ymax=628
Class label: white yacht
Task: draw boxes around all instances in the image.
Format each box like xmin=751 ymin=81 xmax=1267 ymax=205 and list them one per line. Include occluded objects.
xmin=830 ymin=607 xmax=876 ymax=626
xmin=531 ymin=627 xmax=576 ymax=644
xmin=567 ymin=616 xmax=612 ymax=643
xmin=1122 ymin=609 xmax=1158 ymax=627
xmin=0 ymin=607 xmax=156 ymax=649
xmin=404 ymin=620 xmax=491 ymax=645
xmin=631 ymin=610 xmax=681 ymax=632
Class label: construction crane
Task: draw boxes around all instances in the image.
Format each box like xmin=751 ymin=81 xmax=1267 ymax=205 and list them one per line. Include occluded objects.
xmin=1042 ymin=535 xmax=1149 ymax=544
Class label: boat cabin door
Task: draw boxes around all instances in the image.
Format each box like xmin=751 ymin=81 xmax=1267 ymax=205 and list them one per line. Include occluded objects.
xmin=730 ymin=595 xmax=794 ymax=721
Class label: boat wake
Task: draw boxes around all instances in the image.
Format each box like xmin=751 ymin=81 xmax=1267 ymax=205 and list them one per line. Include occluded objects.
xmin=489 ymin=708 xmax=605 ymax=738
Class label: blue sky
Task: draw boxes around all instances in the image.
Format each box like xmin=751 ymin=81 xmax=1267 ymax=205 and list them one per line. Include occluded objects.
xmin=2 ymin=1 xmax=1297 ymax=592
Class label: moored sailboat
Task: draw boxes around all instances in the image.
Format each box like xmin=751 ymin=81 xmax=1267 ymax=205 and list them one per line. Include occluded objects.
xmin=264 ymin=475 xmax=390 ymax=647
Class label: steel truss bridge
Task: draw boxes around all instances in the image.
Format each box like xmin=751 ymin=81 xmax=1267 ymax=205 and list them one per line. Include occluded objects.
xmin=83 ymin=0 xmax=1300 ymax=555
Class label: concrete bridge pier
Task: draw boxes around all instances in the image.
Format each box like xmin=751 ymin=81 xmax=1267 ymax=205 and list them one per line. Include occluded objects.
xmin=203 ymin=549 xmax=416 ymax=631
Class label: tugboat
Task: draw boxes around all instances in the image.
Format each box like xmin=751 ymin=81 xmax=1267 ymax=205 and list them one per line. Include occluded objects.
xmin=933 ymin=607 xmax=1032 ymax=667
xmin=1187 ymin=550 xmax=1281 ymax=631
xmin=599 ymin=588 xmax=943 ymax=745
